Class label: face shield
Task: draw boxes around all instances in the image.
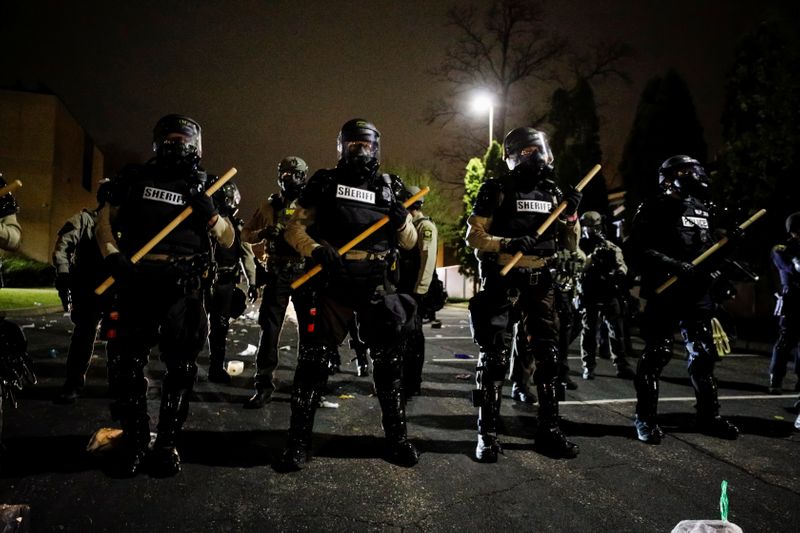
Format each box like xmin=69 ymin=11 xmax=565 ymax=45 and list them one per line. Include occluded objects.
xmin=152 ymin=115 xmax=202 ymax=166
xmin=673 ymin=164 xmax=710 ymax=200
xmin=504 ymin=129 xmax=554 ymax=172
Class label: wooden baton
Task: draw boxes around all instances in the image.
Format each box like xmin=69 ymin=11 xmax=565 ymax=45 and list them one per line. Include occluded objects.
xmin=500 ymin=164 xmax=602 ymax=276
xmin=290 ymin=186 xmax=431 ymax=290
xmin=654 ymin=208 xmax=767 ymax=295
xmin=0 ymin=179 xmax=23 ymax=197
xmin=95 ymin=167 xmax=238 ymax=295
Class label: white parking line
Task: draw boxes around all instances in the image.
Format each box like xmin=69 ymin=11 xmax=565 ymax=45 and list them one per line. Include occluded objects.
xmin=433 ymin=353 xmax=761 ymax=363
xmin=561 ymin=394 xmax=798 ymax=406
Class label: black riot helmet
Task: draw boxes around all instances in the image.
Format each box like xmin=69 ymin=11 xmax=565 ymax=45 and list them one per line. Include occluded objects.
xmin=152 ymin=114 xmax=203 ymax=166
xmin=658 ymin=155 xmax=709 ymax=200
xmin=0 ymin=173 xmax=19 ymax=217
xmin=503 ymin=127 xmax=554 ymax=175
xmin=337 ymin=119 xmax=380 ymax=178
xmin=785 ymin=212 xmax=800 ymax=235
xmin=215 ymin=181 xmax=241 ymax=217
xmin=277 ymin=156 xmax=308 ymax=199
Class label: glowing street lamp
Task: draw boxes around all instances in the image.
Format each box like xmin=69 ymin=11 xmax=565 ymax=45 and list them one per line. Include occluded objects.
xmin=471 ymin=92 xmax=494 ymax=146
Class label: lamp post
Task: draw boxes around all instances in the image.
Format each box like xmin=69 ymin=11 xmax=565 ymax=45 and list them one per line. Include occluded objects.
xmin=471 ymin=92 xmax=494 ymax=146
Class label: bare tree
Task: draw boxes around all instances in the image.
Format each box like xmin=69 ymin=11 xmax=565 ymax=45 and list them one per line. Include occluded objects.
xmin=425 ymin=0 xmax=565 ymax=164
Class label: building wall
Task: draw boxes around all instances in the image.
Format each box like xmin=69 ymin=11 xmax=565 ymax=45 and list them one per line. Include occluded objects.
xmin=0 ymin=90 xmax=102 ymax=263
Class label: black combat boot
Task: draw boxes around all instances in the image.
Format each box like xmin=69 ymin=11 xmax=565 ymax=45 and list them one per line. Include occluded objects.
xmin=534 ymin=382 xmax=578 ymax=458
xmin=634 ymin=365 xmax=664 ymax=444
xmin=276 ymin=345 xmax=329 ymax=472
xmin=692 ymin=374 xmax=739 ymax=440
xmin=243 ymin=387 xmax=272 ymax=409
xmin=207 ymin=364 xmax=231 ymax=384
xmin=511 ymin=381 xmax=537 ymax=404
xmin=150 ymin=386 xmax=191 ymax=477
xmin=474 ymin=381 xmax=504 ymax=462
xmin=767 ymin=374 xmax=782 ymax=395
xmin=276 ymin=390 xmax=318 ymax=472
xmin=110 ymin=400 xmax=151 ymax=478
xmin=376 ymin=378 xmax=419 ymax=467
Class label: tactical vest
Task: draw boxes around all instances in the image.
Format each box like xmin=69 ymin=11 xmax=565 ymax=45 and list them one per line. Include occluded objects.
xmin=72 ymin=211 xmax=106 ymax=284
xmin=311 ymin=170 xmax=396 ymax=253
xmin=398 ymin=216 xmax=429 ymax=293
xmin=215 ymin=223 xmax=241 ymax=270
xmin=675 ymin=196 xmax=714 ymax=260
xmin=490 ymin=178 xmax=559 ymax=255
xmin=267 ymin=193 xmax=302 ymax=258
xmin=115 ymin=163 xmax=210 ymax=257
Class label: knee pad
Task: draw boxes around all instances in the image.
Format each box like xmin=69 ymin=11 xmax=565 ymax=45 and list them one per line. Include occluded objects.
xmin=688 ymin=352 xmax=715 ymax=379
xmin=639 ymin=340 xmax=672 ymax=375
xmin=532 ymin=342 xmax=559 ymax=378
xmin=296 ymin=344 xmax=332 ymax=380
xmin=163 ymin=360 xmax=198 ymax=391
xmin=476 ymin=350 xmax=510 ymax=383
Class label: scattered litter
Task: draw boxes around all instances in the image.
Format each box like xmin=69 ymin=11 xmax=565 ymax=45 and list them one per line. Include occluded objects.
xmin=337 ymin=394 xmax=355 ymax=400
xmin=774 ymin=415 xmax=785 ymax=420
xmin=20 ymin=324 xmax=35 ymax=329
xmin=453 ymin=353 xmax=473 ymax=359
xmin=86 ymin=427 xmax=124 ymax=455
xmin=435 ymin=334 xmax=443 ymax=338
xmin=237 ymin=344 xmax=257 ymax=356
xmin=226 ymin=360 xmax=244 ymax=376
xmin=279 ymin=345 xmax=292 ymax=351
xmin=48 ymin=348 xmax=59 ymax=358
xmin=455 ymin=373 xmax=473 ymax=381
xmin=320 ymin=400 xmax=339 ymax=409
xmin=33 ymin=302 xmax=42 ymax=307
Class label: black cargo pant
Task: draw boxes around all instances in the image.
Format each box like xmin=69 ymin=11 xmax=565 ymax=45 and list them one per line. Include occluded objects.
xmin=109 ymin=259 xmax=209 ymax=451
xmin=634 ymin=292 xmax=720 ymax=422
xmin=770 ymin=298 xmax=800 ymax=386
xmin=470 ymin=265 xmax=562 ymax=438
xmin=580 ymin=297 xmax=629 ymax=371
xmin=63 ymin=284 xmax=106 ymax=389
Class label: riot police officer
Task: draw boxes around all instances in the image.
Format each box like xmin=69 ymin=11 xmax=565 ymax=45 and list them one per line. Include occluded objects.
xmin=0 ymin=174 xmax=21 ymax=252
xmin=96 ymin=114 xmax=234 ymax=476
xmin=466 ymin=127 xmax=582 ymax=461
xmin=0 ymin=175 xmax=35 ymax=461
xmin=397 ymin=184 xmax=438 ymax=397
xmin=578 ymin=211 xmax=635 ymax=380
xmin=207 ymin=181 xmax=257 ymax=384
xmin=279 ymin=119 xmax=419 ymax=470
xmin=51 ymin=202 xmax=111 ymax=403
xmin=241 ymin=156 xmax=310 ymax=408
xmin=767 ymin=212 xmax=800 ymax=394
xmin=625 ymin=155 xmax=739 ymax=444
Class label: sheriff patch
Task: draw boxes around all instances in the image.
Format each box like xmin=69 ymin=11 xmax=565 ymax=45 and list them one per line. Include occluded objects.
xmin=336 ymin=185 xmax=375 ymax=204
xmin=142 ymin=186 xmax=186 ymax=206
xmin=517 ymin=199 xmax=552 ymax=213
xmin=682 ymin=216 xmax=709 ymax=229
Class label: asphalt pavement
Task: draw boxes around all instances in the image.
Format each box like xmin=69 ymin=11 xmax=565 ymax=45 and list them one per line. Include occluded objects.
xmin=1 ymin=305 xmax=798 ymax=532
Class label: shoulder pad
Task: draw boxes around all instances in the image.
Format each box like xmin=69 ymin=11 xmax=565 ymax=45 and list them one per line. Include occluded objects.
xmin=473 ymin=179 xmax=504 ymax=216
xmin=268 ymin=193 xmax=281 ymax=204
xmin=542 ymin=178 xmax=562 ymax=198
xmin=298 ymin=168 xmax=335 ymax=208
xmin=105 ymin=164 xmax=146 ymax=205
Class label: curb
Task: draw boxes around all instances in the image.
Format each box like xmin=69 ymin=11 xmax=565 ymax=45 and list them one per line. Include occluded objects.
xmin=1 ymin=305 xmax=64 ymax=317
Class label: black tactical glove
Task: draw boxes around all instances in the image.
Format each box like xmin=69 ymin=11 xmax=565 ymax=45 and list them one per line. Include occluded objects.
xmin=502 ymin=235 xmax=538 ymax=255
xmin=389 ymin=202 xmax=410 ymax=230
xmin=311 ymin=241 xmax=344 ymax=273
xmin=104 ymin=252 xmax=135 ymax=287
xmin=55 ymin=272 xmax=71 ymax=312
xmin=247 ymin=285 xmax=259 ymax=303
xmin=670 ymin=260 xmax=695 ymax=277
xmin=189 ymin=192 xmax=218 ymax=226
xmin=562 ymin=187 xmax=583 ymax=217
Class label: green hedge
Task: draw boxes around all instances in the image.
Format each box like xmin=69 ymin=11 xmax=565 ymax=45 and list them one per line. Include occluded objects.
xmin=0 ymin=254 xmax=55 ymax=288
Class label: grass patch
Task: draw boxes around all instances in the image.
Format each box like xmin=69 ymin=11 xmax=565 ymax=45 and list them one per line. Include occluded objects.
xmin=0 ymin=288 xmax=61 ymax=310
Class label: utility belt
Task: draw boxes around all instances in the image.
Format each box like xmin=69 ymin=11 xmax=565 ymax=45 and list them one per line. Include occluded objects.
xmin=342 ymin=249 xmax=391 ymax=261
xmin=267 ymin=255 xmax=307 ymax=274
xmin=496 ymin=252 xmax=552 ymax=270
xmin=140 ymin=252 xmax=213 ymax=291
xmin=215 ymin=265 xmax=241 ymax=285
xmin=481 ymin=252 xmax=553 ymax=287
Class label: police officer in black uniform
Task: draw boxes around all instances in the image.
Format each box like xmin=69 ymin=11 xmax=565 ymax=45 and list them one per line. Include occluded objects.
xmin=767 ymin=212 xmax=800 ymax=394
xmin=466 ymin=127 xmax=582 ymax=461
xmin=207 ymin=182 xmax=257 ymax=384
xmin=279 ymin=119 xmax=419 ymax=470
xmin=241 ymin=156 xmax=310 ymax=408
xmin=626 ymin=155 xmax=739 ymax=444
xmin=578 ymin=211 xmax=635 ymax=380
xmin=0 ymin=175 xmax=35 ymax=462
xmin=96 ymin=115 xmax=234 ymax=476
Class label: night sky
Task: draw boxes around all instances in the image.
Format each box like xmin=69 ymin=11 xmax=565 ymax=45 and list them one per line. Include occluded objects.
xmin=1 ymin=0 xmax=795 ymax=216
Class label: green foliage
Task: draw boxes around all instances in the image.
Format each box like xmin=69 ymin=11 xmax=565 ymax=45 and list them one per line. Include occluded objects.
xmin=548 ymin=79 xmax=608 ymax=215
xmin=0 ymin=254 xmax=55 ymax=287
xmin=716 ymin=22 xmax=800 ymax=261
xmin=618 ymin=69 xmax=708 ymax=217
xmin=455 ymin=141 xmax=504 ymax=279
xmin=384 ymin=163 xmax=461 ymax=252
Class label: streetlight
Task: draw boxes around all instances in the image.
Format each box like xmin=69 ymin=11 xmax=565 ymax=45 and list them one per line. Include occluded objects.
xmin=471 ymin=92 xmax=494 ymax=146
